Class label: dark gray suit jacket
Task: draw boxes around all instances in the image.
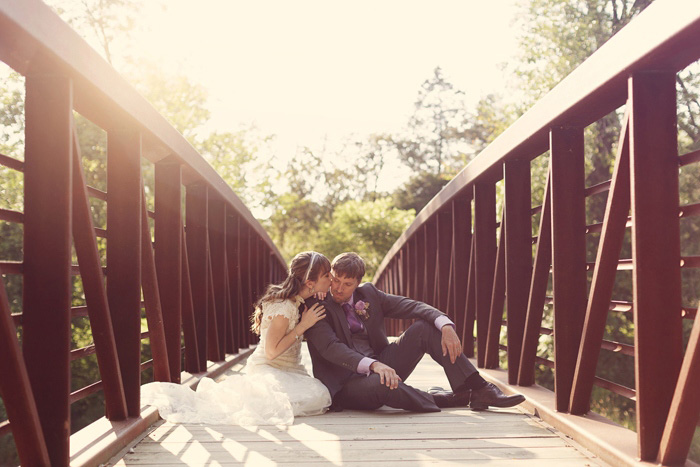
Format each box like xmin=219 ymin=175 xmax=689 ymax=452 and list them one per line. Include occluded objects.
xmin=305 ymin=283 xmax=446 ymax=399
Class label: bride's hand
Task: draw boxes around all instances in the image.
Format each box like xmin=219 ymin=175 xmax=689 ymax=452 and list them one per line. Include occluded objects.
xmin=313 ymin=290 xmax=327 ymax=300
xmin=299 ymin=303 xmax=326 ymax=331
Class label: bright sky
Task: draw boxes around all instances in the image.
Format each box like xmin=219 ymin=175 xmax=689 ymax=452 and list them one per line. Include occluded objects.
xmin=132 ymin=0 xmax=522 ymax=158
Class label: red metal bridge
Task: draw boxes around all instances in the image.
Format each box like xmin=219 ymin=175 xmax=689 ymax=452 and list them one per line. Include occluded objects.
xmin=1 ymin=0 xmax=699 ymax=465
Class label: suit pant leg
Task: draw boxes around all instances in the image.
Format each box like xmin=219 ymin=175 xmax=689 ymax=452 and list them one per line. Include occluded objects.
xmin=379 ymin=320 xmax=478 ymax=392
xmin=334 ymin=373 xmax=440 ymax=413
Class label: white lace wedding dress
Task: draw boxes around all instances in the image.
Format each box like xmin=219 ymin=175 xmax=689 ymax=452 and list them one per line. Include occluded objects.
xmin=141 ymin=297 xmax=331 ymax=425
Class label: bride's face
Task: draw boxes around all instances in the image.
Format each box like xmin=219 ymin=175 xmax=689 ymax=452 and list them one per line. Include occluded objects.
xmin=313 ymin=269 xmax=332 ymax=294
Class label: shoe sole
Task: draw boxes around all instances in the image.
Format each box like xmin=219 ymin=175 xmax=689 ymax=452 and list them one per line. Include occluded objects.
xmin=470 ymin=395 xmax=525 ymax=410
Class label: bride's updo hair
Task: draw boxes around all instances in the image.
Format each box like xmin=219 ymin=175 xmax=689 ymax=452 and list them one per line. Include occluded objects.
xmin=250 ymin=251 xmax=330 ymax=335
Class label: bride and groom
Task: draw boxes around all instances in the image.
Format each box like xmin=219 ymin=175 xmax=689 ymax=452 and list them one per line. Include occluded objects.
xmin=142 ymin=250 xmax=524 ymax=425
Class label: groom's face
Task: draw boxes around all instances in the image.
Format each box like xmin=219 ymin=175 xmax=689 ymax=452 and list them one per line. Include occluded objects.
xmin=329 ymin=270 xmax=360 ymax=304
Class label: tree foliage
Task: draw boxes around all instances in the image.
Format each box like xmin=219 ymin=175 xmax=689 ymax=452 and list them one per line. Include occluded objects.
xmin=392 ymin=67 xmax=472 ymax=176
xmin=317 ymin=198 xmax=415 ymax=280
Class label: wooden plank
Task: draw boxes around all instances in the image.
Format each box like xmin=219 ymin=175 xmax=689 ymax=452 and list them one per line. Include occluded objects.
xmin=23 ymin=73 xmax=73 ymax=466
xmin=112 ymin=346 xmax=600 ymax=467
xmin=121 ymin=447 xmax=587 ymax=464
xmin=114 ymin=461 xmax=596 ymax=467
xmin=145 ymin=422 xmax=555 ymax=442
xmin=136 ymin=437 xmax=570 ymax=451
xmin=628 ymin=71 xmax=684 ymax=461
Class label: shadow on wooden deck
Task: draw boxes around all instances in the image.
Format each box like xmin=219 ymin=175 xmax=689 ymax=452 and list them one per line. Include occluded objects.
xmin=107 ymin=345 xmax=603 ymax=466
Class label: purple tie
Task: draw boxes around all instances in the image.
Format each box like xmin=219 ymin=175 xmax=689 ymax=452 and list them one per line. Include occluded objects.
xmin=342 ymin=303 xmax=364 ymax=333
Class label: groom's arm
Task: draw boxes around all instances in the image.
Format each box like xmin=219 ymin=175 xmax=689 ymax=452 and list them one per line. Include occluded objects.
xmin=305 ymin=315 xmax=368 ymax=373
xmin=368 ymin=283 xmax=451 ymax=327
xmin=368 ymin=284 xmax=462 ymax=362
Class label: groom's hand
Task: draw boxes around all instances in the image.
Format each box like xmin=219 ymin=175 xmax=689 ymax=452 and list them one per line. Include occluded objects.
xmin=369 ymin=362 xmax=401 ymax=390
xmin=441 ymin=325 xmax=463 ymax=364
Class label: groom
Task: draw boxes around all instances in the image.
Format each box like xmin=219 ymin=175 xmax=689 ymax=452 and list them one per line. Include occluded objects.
xmin=305 ymin=252 xmax=525 ymax=412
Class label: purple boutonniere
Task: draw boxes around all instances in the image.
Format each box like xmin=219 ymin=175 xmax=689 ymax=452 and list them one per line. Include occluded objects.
xmin=354 ymin=300 xmax=370 ymax=321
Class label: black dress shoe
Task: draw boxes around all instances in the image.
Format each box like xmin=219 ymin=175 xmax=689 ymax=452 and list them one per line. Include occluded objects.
xmin=427 ymin=386 xmax=471 ymax=408
xmin=469 ymin=382 xmax=525 ymax=410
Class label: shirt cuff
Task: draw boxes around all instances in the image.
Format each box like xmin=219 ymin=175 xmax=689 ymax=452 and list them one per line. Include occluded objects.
xmin=357 ymin=357 xmax=376 ymax=375
xmin=435 ymin=315 xmax=455 ymax=331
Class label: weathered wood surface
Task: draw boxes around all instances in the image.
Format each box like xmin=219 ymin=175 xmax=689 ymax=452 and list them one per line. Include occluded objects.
xmin=109 ymin=345 xmax=604 ymax=466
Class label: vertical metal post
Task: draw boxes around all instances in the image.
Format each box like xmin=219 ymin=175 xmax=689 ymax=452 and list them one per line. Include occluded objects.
xmin=485 ymin=212 xmax=505 ymax=369
xmin=409 ymin=237 xmax=418 ymax=300
xmin=436 ymin=207 xmax=453 ymax=312
xmin=225 ymin=213 xmax=241 ymax=353
xmin=208 ymin=195 xmax=227 ymax=358
xmin=23 ymin=73 xmax=73 ymax=465
xmin=0 ymin=279 xmax=50 ymax=466
xmin=518 ymin=168 xmax=552 ymax=386
xmin=657 ymin=313 xmax=700 ymax=465
xmin=185 ymin=182 xmax=209 ymax=370
xmin=629 ymin=71 xmax=683 ymax=461
xmin=570 ymin=115 xmax=630 ymax=414
xmin=240 ymin=224 xmax=253 ymax=346
xmin=452 ymin=193 xmax=471 ymax=343
xmin=140 ymin=184 xmax=170 ymax=382
xmin=550 ymin=126 xmax=587 ymax=412
xmin=71 ymin=128 xmax=128 ymax=417
xmin=180 ymin=224 xmax=200 ymax=373
xmin=155 ymin=157 xmax=182 ymax=382
xmin=414 ymin=228 xmax=426 ymax=303
xmin=473 ymin=181 xmax=497 ymax=368
xmin=504 ymin=159 xmax=532 ymax=384
xmin=424 ymin=221 xmax=438 ymax=307
xmin=106 ymin=127 xmax=142 ymax=417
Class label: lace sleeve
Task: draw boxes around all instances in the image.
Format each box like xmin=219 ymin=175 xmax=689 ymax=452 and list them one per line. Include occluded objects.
xmin=261 ymin=300 xmax=299 ymax=329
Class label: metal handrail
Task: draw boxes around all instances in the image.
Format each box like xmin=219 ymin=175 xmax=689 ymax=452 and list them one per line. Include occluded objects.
xmin=374 ymin=0 xmax=700 ymax=465
xmin=0 ymin=1 xmax=288 ymax=466
xmin=375 ymin=0 xmax=700 ymax=276
xmin=0 ymin=0 xmax=281 ymax=259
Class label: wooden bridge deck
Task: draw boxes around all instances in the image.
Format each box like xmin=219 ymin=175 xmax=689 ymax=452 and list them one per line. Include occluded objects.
xmin=107 ymin=345 xmax=604 ymax=466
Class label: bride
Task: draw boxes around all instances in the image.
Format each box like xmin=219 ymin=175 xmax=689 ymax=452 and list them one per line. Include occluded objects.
xmin=141 ymin=251 xmax=332 ymax=425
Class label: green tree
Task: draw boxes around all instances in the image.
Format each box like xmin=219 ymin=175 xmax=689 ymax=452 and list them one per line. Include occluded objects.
xmin=393 ymin=67 xmax=472 ymax=176
xmin=199 ymin=126 xmax=276 ymax=207
xmin=392 ymin=172 xmax=449 ymax=214
xmin=45 ymin=0 xmax=143 ymax=67
xmin=317 ymin=198 xmax=415 ymax=280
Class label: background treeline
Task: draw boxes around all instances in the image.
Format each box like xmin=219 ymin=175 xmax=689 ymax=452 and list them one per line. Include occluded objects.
xmin=2 ymin=0 xmax=700 ymax=464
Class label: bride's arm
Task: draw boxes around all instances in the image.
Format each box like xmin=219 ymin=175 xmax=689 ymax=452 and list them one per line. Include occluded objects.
xmin=264 ymin=303 xmax=326 ymax=360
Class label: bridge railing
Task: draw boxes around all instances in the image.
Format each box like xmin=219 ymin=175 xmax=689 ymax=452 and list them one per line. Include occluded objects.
xmin=0 ymin=1 xmax=286 ymax=465
xmin=374 ymin=0 xmax=700 ymax=464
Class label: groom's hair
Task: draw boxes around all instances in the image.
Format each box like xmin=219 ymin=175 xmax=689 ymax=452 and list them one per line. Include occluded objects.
xmin=331 ymin=252 xmax=365 ymax=282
